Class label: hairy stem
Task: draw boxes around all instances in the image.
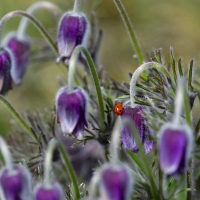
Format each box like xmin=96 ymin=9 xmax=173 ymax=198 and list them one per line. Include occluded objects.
xmin=73 ymin=0 xmax=81 ymax=13
xmin=0 ymin=137 xmax=13 ymax=171
xmin=68 ymin=45 xmax=105 ymax=128
xmin=0 ymin=11 xmax=58 ymax=56
xmin=122 ymin=118 xmax=159 ymax=200
xmin=44 ymin=139 xmax=80 ymax=199
xmin=112 ymin=0 xmax=143 ymax=65
xmin=130 ymin=62 xmax=174 ymax=108
xmin=17 ymin=1 xmax=62 ymax=39
xmin=56 ymin=139 xmax=80 ymax=200
xmin=0 ymin=95 xmax=37 ymax=142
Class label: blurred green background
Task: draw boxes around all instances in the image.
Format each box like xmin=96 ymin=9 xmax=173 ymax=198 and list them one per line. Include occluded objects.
xmin=0 ymin=0 xmax=200 ymax=134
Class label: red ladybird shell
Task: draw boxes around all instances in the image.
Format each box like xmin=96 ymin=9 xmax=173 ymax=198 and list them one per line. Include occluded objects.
xmin=114 ymin=102 xmax=123 ymax=115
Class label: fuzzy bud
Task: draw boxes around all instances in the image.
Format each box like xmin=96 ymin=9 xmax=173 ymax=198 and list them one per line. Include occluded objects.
xmin=4 ymin=34 xmax=30 ymax=85
xmin=121 ymin=105 xmax=154 ymax=154
xmin=158 ymin=124 xmax=193 ymax=175
xmin=34 ymin=183 xmax=64 ymax=200
xmin=100 ymin=164 xmax=133 ymax=200
xmin=57 ymin=12 xmax=89 ymax=64
xmin=0 ymin=165 xmax=32 ymax=200
xmin=56 ymin=87 xmax=88 ymax=139
xmin=0 ymin=48 xmax=12 ymax=95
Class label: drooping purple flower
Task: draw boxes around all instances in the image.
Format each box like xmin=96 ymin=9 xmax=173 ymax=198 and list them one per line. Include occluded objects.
xmin=0 ymin=48 xmax=12 ymax=95
xmin=57 ymin=12 xmax=89 ymax=64
xmin=121 ymin=105 xmax=154 ymax=154
xmin=0 ymin=165 xmax=32 ymax=200
xmin=56 ymin=87 xmax=88 ymax=139
xmin=100 ymin=164 xmax=133 ymax=200
xmin=4 ymin=35 xmax=30 ymax=85
xmin=34 ymin=183 xmax=64 ymax=200
xmin=158 ymin=124 xmax=193 ymax=175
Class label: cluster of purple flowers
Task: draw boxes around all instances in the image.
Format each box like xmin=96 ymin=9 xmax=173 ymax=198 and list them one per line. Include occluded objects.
xmin=0 ymin=137 xmax=64 ymax=200
xmin=0 ymin=0 xmax=197 ymax=199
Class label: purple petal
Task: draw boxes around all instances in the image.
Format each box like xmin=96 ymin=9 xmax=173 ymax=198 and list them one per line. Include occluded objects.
xmin=56 ymin=88 xmax=81 ymax=134
xmin=0 ymin=49 xmax=12 ymax=95
xmin=75 ymin=89 xmax=88 ymax=127
xmin=57 ymin=12 xmax=88 ymax=63
xmin=121 ymin=106 xmax=146 ymax=152
xmin=100 ymin=164 xmax=132 ymax=200
xmin=159 ymin=127 xmax=188 ymax=175
xmin=0 ymin=165 xmax=31 ymax=200
xmin=34 ymin=183 xmax=63 ymax=200
xmin=143 ymin=138 xmax=154 ymax=154
xmin=6 ymin=36 xmax=30 ymax=85
xmin=72 ymin=117 xmax=85 ymax=139
xmin=56 ymin=87 xmax=88 ymax=138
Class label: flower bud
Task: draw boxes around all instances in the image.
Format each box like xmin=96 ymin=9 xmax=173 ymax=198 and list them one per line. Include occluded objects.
xmin=121 ymin=105 xmax=154 ymax=154
xmin=0 ymin=165 xmax=32 ymax=200
xmin=158 ymin=124 xmax=193 ymax=175
xmin=100 ymin=164 xmax=133 ymax=200
xmin=4 ymin=34 xmax=30 ymax=85
xmin=57 ymin=12 xmax=89 ymax=64
xmin=56 ymin=87 xmax=88 ymax=139
xmin=34 ymin=183 xmax=64 ymax=200
xmin=0 ymin=48 xmax=12 ymax=95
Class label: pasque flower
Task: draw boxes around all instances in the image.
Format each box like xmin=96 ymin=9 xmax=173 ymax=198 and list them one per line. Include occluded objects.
xmin=0 ymin=165 xmax=32 ymax=200
xmin=56 ymin=86 xmax=88 ymax=139
xmin=4 ymin=35 xmax=30 ymax=85
xmin=121 ymin=105 xmax=154 ymax=154
xmin=158 ymin=78 xmax=194 ymax=175
xmin=55 ymin=133 xmax=105 ymax=182
xmin=0 ymin=48 xmax=12 ymax=95
xmin=99 ymin=163 xmax=133 ymax=200
xmin=158 ymin=124 xmax=193 ymax=175
xmin=34 ymin=183 xmax=63 ymax=200
xmin=57 ymin=12 xmax=89 ymax=64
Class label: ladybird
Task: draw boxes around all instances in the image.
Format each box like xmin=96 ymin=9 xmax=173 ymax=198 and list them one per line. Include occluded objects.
xmin=114 ymin=102 xmax=123 ymax=115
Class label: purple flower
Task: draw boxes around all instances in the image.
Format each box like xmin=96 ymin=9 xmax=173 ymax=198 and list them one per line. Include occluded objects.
xmin=57 ymin=12 xmax=89 ymax=64
xmin=100 ymin=164 xmax=133 ymax=200
xmin=34 ymin=183 xmax=64 ymax=200
xmin=56 ymin=87 xmax=88 ymax=139
xmin=121 ymin=105 xmax=154 ymax=154
xmin=0 ymin=165 xmax=32 ymax=200
xmin=0 ymin=48 xmax=12 ymax=95
xmin=4 ymin=35 xmax=30 ymax=85
xmin=158 ymin=124 xmax=193 ymax=175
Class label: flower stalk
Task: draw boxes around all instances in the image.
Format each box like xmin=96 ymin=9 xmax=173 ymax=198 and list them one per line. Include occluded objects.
xmin=173 ymin=78 xmax=192 ymax=127
xmin=109 ymin=118 xmax=121 ymax=161
xmin=0 ymin=11 xmax=58 ymax=56
xmin=0 ymin=95 xmax=37 ymax=142
xmin=73 ymin=0 xmax=81 ymax=13
xmin=112 ymin=0 xmax=143 ymax=65
xmin=130 ymin=62 xmax=175 ymax=108
xmin=68 ymin=45 xmax=105 ymax=128
xmin=47 ymin=139 xmax=80 ymax=200
xmin=0 ymin=137 xmax=12 ymax=171
xmin=121 ymin=118 xmax=159 ymax=200
xmin=17 ymin=1 xmax=62 ymax=40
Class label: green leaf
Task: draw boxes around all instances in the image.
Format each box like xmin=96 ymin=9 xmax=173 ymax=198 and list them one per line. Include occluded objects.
xmin=151 ymin=156 xmax=157 ymax=168
xmin=170 ymin=48 xmax=177 ymax=84
xmin=135 ymin=182 xmax=152 ymax=198
xmin=195 ymin=118 xmax=200 ymax=145
xmin=165 ymin=177 xmax=175 ymax=190
xmin=188 ymin=59 xmax=194 ymax=91
xmin=134 ymin=96 xmax=151 ymax=107
xmin=127 ymin=150 xmax=148 ymax=177
xmin=178 ymin=58 xmax=183 ymax=76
